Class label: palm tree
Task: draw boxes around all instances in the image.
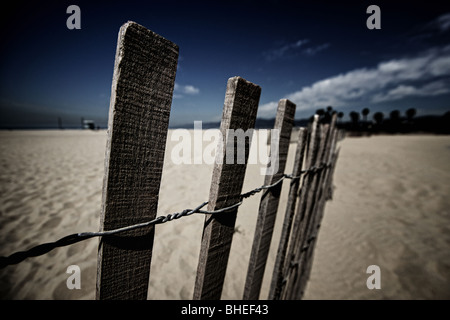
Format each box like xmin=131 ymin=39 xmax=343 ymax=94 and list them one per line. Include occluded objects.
xmin=349 ymin=111 xmax=360 ymax=130
xmin=373 ymin=112 xmax=384 ymax=132
xmin=361 ymin=108 xmax=370 ymax=122
xmin=404 ymin=108 xmax=417 ymax=132
xmin=324 ymin=106 xmax=334 ymax=123
xmin=316 ymin=109 xmax=325 ymax=117
xmin=326 ymin=106 xmax=333 ymax=114
xmin=350 ymin=111 xmax=359 ymax=122
xmin=316 ymin=108 xmax=329 ymax=124
xmin=373 ymin=112 xmax=384 ymax=125
xmin=390 ymin=110 xmax=400 ymax=122
xmin=389 ymin=110 xmax=401 ymax=132
xmin=406 ymin=108 xmax=416 ymax=122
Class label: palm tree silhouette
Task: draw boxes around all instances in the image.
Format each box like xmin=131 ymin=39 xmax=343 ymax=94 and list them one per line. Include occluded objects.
xmin=324 ymin=106 xmax=334 ymax=123
xmin=349 ymin=111 xmax=360 ymax=130
xmin=406 ymin=108 xmax=416 ymax=122
xmin=361 ymin=108 xmax=370 ymax=122
xmin=390 ymin=110 xmax=400 ymax=122
xmin=389 ymin=110 xmax=401 ymax=132
xmin=373 ymin=112 xmax=384 ymax=132
xmin=373 ymin=112 xmax=384 ymax=125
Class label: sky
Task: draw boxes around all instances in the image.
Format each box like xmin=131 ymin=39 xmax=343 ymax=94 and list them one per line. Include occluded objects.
xmin=0 ymin=0 xmax=450 ymax=128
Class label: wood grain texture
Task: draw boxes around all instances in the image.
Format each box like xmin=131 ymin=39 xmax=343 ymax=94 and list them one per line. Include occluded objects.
xmin=286 ymin=115 xmax=338 ymax=299
xmin=295 ymin=123 xmax=339 ymax=298
xmin=268 ymin=127 xmax=308 ymax=300
xmin=281 ymin=115 xmax=320 ymax=299
xmin=96 ymin=21 xmax=178 ymax=300
xmin=285 ymin=123 xmax=328 ymax=299
xmin=243 ymin=99 xmax=296 ymax=300
xmin=308 ymin=114 xmax=338 ymax=234
xmin=193 ymin=76 xmax=261 ymax=300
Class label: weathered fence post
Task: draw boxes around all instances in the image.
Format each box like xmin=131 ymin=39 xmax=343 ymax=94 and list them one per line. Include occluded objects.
xmin=307 ymin=115 xmax=337 ymax=233
xmin=193 ymin=76 xmax=261 ymax=300
xmin=295 ymin=122 xmax=339 ymax=297
xmin=96 ymin=21 xmax=178 ymax=300
xmin=280 ymin=115 xmax=320 ymax=299
xmin=285 ymin=115 xmax=337 ymax=299
xmin=284 ymin=123 xmax=327 ymax=299
xmin=325 ymin=129 xmax=340 ymax=202
xmin=268 ymin=127 xmax=308 ymax=300
xmin=243 ymin=99 xmax=296 ymax=300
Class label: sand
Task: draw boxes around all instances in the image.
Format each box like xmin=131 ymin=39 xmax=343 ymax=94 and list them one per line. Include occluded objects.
xmin=303 ymin=134 xmax=450 ymax=300
xmin=0 ymin=130 xmax=449 ymax=299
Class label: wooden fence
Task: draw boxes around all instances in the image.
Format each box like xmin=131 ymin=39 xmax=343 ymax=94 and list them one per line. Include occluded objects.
xmin=96 ymin=21 xmax=341 ymax=300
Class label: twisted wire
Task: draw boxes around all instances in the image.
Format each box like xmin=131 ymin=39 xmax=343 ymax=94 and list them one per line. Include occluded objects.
xmin=0 ymin=162 xmax=330 ymax=269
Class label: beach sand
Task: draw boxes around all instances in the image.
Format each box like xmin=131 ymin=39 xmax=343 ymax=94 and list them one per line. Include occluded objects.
xmin=0 ymin=130 xmax=449 ymax=299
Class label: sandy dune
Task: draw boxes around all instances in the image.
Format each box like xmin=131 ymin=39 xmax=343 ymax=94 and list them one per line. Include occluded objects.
xmin=0 ymin=130 xmax=449 ymax=299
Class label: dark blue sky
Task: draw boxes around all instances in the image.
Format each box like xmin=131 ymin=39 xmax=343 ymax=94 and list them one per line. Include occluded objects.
xmin=1 ymin=0 xmax=449 ymax=128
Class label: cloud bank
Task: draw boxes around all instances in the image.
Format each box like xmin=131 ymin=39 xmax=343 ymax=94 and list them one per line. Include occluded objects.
xmin=259 ymin=45 xmax=450 ymax=117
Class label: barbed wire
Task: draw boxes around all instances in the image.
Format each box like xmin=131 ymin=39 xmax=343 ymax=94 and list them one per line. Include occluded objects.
xmin=0 ymin=162 xmax=330 ymax=269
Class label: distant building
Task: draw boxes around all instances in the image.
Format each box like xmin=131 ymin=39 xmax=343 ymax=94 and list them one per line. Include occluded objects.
xmin=83 ymin=119 xmax=96 ymax=130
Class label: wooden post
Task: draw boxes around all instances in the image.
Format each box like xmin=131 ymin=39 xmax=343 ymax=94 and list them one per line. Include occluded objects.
xmin=295 ymin=126 xmax=339 ymax=297
xmin=281 ymin=115 xmax=320 ymax=299
xmin=325 ymin=130 xmax=340 ymax=202
xmin=309 ymin=118 xmax=337 ymax=229
xmin=298 ymin=123 xmax=334 ymax=255
xmin=243 ymin=99 xmax=296 ymax=300
xmin=287 ymin=115 xmax=337 ymax=299
xmin=285 ymin=123 xmax=328 ymax=299
xmin=96 ymin=21 xmax=178 ymax=300
xmin=193 ymin=76 xmax=261 ymax=300
xmin=268 ymin=127 xmax=308 ymax=300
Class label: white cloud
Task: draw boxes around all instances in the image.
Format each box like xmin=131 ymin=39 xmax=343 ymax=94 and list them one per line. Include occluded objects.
xmin=263 ymin=39 xmax=331 ymax=61
xmin=258 ymin=45 xmax=450 ymax=117
xmin=373 ymin=80 xmax=450 ymax=102
xmin=174 ymin=83 xmax=200 ymax=96
xmin=429 ymin=12 xmax=450 ymax=32
xmin=263 ymin=39 xmax=310 ymax=61
xmin=259 ymin=101 xmax=279 ymax=113
xmin=263 ymin=39 xmax=330 ymax=61
xmin=183 ymin=85 xmax=200 ymax=95
xmin=303 ymin=43 xmax=330 ymax=56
